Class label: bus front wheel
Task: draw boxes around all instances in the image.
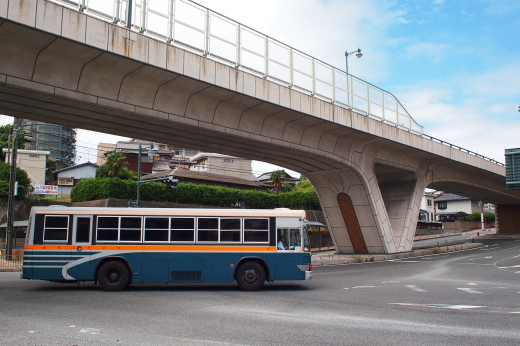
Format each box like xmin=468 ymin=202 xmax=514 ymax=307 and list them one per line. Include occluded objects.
xmin=235 ymin=261 xmax=266 ymax=291
xmin=97 ymin=261 xmax=130 ymax=291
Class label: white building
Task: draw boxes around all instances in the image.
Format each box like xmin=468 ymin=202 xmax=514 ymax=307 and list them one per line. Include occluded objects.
xmin=419 ymin=190 xmax=437 ymax=221
xmin=434 ymin=193 xmax=482 ymax=220
xmin=190 ymin=153 xmax=252 ymax=181
xmin=54 ymin=162 xmax=98 ymax=196
xmin=3 ymin=149 xmax=49 ymax=187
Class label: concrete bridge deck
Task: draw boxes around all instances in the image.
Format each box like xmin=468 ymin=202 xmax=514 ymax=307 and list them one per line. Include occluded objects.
xmin=1 ymin=0 xmax=519 ymax=254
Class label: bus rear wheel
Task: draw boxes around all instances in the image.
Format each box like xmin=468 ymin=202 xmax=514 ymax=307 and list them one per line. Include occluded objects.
xmin=235 ymin=261 xmax=266 ymax=291
xmin=97 ymin=261 xmax=130 ymax=291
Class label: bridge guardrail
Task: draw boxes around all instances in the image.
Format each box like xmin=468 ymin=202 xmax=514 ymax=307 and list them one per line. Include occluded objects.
xmin=47 ymin=0 xmax=423 ymax=135
xmin=44 ymin=0 xmax=504 ymax=166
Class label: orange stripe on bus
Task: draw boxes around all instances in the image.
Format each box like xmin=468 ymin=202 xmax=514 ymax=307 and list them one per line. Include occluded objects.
xmin=25 ymin=245 xmax=277 ymax=252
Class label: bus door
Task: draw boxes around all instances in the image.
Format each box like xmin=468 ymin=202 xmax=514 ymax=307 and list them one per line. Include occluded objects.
xmin=66 ymin=215 xmax=94 ymax=280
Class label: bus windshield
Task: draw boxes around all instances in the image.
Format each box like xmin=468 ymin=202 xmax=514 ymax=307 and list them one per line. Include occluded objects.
xmin=277 ymin=226 xmax=310 ymax=252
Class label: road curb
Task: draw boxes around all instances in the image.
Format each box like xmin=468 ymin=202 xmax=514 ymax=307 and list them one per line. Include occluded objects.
xmin=312 ymin=242 xmax=483 ymax=266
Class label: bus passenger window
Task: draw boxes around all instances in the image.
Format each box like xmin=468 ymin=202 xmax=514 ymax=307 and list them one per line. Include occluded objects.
xmin=220 ymin=218 xmax=241 ymax=242
xmin=97 ymin=216 xmax=118 ymax=241
xmin=171 ymin=218 xmax=195 ymax=242
xmin=144 ymin=217 xmax=169 ymax=242
xmin=120 ymin=217 xmax=142 ymax=242
xmin=43 ymin=216 xmax=69 ymax=242
xmin=244 ymin=218 xmax=269 ymax=243
xmin=198 ymin=218 xmax=218 ymax=242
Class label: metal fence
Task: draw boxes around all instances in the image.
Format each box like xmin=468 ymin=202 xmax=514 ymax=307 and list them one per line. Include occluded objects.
xmin=47 ymin=0 xmax=423 ymax=135
xmin=0 ymin=228 xmax=25 ymax=268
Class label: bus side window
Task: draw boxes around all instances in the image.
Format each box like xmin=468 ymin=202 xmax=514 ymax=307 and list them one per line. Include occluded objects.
xmin=43 ymin=215 xmax=69 ymax=243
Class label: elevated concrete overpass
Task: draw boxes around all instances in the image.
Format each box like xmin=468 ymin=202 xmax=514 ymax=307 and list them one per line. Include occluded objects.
xmin=1 ymin=0 xmax=519 ymax=253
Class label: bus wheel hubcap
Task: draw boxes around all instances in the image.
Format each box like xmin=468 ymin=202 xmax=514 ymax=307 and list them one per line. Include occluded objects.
xmin=244 ymin=269 xmax=257 ymax=284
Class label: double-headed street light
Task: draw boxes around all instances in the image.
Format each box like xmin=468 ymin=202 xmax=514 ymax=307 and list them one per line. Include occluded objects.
xmin=345 ymin=48 xmax=363 ymax=107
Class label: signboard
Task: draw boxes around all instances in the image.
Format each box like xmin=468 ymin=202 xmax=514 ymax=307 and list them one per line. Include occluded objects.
xmin=34 ymin=185 xmax=58 ymax=195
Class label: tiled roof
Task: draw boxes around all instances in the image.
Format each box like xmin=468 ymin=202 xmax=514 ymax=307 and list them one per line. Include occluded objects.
xmin=53 ymin=162 xmax=98 ymax=173
xmin=256 ymin=170 xmax=298 ymax=181
xmin=434 ymin=193 xmax=470 ymax=202
xmin=142 ymin=169 xmax=270 ymax=188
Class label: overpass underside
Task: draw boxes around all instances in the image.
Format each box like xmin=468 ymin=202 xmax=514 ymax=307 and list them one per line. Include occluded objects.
xmin=1 ymin=1 xmax=519 ymax=253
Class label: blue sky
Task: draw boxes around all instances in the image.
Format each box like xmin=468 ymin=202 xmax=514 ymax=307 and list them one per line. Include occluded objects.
xmin=2 ymin=0 xmax=518 ymax=171
xmin=195 ymin=0 xmax=520 ymax=163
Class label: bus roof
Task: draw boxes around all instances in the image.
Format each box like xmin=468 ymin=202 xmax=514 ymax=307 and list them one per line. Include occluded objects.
xmin=30 ymin=206 xmax=307 ymax=218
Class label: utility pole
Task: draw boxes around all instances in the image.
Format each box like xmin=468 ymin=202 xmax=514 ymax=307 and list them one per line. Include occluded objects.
xmin=5 ymin=118 xmax=20 ymax=260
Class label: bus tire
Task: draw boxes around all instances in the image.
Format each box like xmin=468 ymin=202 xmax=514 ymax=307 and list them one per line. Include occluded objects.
xmin=235 ymin=261 xmax=266 ymax=291
xmin=97 ymin=261 xmax=130 ymax=291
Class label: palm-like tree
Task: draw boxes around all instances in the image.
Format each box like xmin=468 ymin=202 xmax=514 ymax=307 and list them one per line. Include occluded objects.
xmin=270 ymin=170 xmax=286 ymax=194
xmin=105 ymin=152 xmax=128 ymax=178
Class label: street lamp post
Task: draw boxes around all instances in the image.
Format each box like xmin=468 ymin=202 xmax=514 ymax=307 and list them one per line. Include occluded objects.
xmin=136 ymin=143 xmax=153 ymax=208
xmin=345 ymin=48 xmax=363 ymax=107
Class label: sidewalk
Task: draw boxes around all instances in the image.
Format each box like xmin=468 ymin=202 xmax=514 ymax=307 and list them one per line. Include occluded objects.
xmin=312 ymin=229 xmax=492 ymax=266
xmin=311 ymin=242 xmax=482 ymax=266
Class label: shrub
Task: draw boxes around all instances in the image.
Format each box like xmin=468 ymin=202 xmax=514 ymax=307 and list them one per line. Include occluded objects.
xmin=71 ymin=178 xmax=322 ymax=210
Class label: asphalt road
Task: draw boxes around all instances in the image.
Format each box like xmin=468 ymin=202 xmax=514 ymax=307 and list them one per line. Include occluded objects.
xmin=1 ymin=239 xmax=519 ymax=345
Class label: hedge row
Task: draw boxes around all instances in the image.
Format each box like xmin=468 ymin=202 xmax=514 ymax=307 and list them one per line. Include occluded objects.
xmin=71 ymin=178 xmax=321 ymax=210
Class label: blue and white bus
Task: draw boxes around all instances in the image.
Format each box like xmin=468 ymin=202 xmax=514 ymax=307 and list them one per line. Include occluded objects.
xmin=21 ymin=206 xmax=312 ymax=291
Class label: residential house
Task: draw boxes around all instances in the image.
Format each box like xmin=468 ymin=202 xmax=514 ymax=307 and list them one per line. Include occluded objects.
xmin=419 ymin=190 xmax=437 ymax=222
xmin=190 ymin=153 xmax=252 ymax=181
xmin=54 ymin=162 xmax=98 ymax=196
xmin=434 ymin=193 xmax=483 ymax=221
xmin=142 ymin=168 xmax=271 ymax=191
xmin=256 ymin=170 xmax=300 ymax=187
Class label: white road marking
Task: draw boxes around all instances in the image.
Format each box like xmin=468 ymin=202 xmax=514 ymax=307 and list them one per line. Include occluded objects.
xmin=404 ymin=285 xmax=428 ymax=292
xmin=80 ymin=328 xmax=101 ymax=335
xmin=344 ymin=285 xmax=377 ymax=289
xmin=467 ymin=283 xmax=478 ymax=286
xmin=457 ymin=288 xmax=483 ymax=294
xmin=382 ymin=281 xmax=400 ymax=283
xmin=28 ymin=331 xmax=35 ymax=333
xmin=469 ymin=256 xmax=492 ymax=261
xmin=390 ymin=303 xmax=486 ymax=310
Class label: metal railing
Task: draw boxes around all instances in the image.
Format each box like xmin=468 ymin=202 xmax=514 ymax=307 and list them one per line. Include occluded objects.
xmin=422 ymin=134 xmax=505 ymax=167
xmin=47 ymin=0 xmax=423 ymax=135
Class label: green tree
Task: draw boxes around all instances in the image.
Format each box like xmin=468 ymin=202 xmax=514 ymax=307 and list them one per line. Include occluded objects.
xmin=0 ymin=161 xmax=31 ymax=198
xmin=295 ymin=176 xmax=314 ymax=192
xmin=281 ymin=183 xmax=295 ymax=193
xmin=96 ymin=152 xmax=134 ymax=179
xmin=270 ymin=170 xmax=286 ymax=194
xmin=0 ymin=124 xmax=26 ymax=161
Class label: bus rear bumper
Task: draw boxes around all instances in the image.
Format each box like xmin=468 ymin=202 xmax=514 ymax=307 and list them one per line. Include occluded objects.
xmin=305 ymin=270 xmax=313 ymax=280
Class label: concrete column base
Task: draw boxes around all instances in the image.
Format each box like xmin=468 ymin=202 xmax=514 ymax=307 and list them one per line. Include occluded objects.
xmin=496 ymin=204 xmax=520 ymax=234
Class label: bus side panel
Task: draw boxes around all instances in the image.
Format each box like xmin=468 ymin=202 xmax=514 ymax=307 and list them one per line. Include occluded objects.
xmin=272 ymin=252 xmax=311 ymax=281
xmin=273 ymin=261 xmax=305 ymax=280
xmin=204 ymin=261 xmax=229 ymax=283
xmin=21 ymin=248 xmax=32 ymax=279
xmin=169 ymin=260 xmax=203 ymax=282
xmin=66 ymin=252 xmax=95 ymax=281
xmin=142 ymin=261 xmax=169 ymax=283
